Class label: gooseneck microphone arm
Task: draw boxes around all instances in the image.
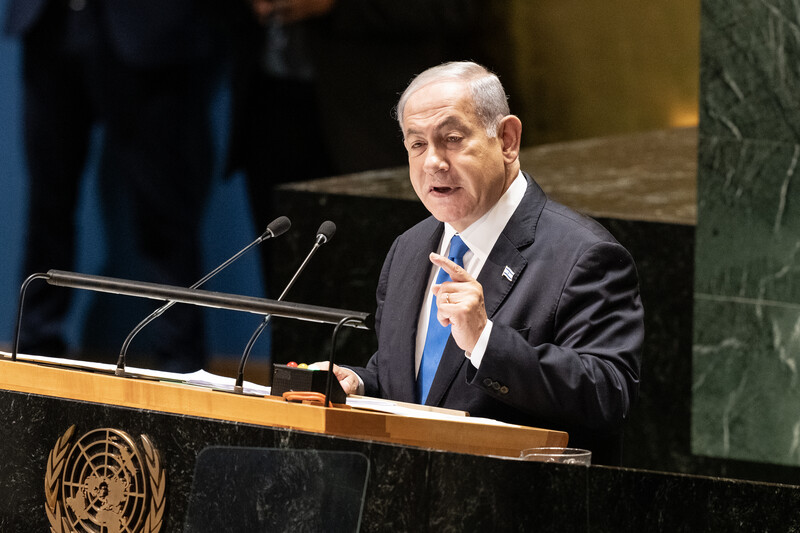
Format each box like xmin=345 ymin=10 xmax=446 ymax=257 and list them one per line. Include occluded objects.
xmin=278 ymin=220 xmax=336 ymax=303
xmin=234 ymin=220 xmax=336 ymax=393
xmin=11 ymin=272 xmax=51 ymax=361
xmin=115 ymin=216 xmax=291 ymax=376
xmin=324 ymin=314 xmax=362 ymax=407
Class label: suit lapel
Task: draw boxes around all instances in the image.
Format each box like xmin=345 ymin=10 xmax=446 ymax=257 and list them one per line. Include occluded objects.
xmin=480 ymin=173 xmax=545 ymax=317
xmin=477 ymin=235 xmax=527 ymax=318
xmin=389 ymin=221 xmax=444 ymax=403
xmin=424 ymin=174 xmax=546 ymax=406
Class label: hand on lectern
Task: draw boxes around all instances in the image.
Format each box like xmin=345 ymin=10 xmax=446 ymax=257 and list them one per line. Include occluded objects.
xmin=309 ymin=361 xmax=361 ymax=395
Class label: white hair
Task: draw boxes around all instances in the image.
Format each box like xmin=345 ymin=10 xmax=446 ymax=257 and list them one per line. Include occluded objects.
xmin=394 ymin=61 xmax=510 ymax=138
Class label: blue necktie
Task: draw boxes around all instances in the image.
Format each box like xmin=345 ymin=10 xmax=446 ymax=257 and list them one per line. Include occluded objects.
xmin=416 ymin=235 xmax=470 ymax=404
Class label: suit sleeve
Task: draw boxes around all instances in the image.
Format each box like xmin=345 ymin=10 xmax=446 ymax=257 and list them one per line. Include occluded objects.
xmin=468 ymin=241 xmax=644 ymax=432
xmin=349 ymin=235 xmax=399 ymax=396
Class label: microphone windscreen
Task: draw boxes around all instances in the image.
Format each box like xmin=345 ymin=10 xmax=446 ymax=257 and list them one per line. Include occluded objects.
xmin=316 ymin=220 xmax=336 ymax=243
xmin=265 ymin=216 xmax=291 ymax=238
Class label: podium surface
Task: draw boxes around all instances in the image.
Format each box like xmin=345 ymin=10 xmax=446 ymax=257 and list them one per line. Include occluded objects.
xmin=0 ymin=358 xmax=566 ymax=458
xmin=2 ymin=355 xmax=797 ymax=532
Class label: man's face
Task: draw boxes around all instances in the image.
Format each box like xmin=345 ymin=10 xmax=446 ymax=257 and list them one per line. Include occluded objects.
xmin=402 ymin=80 xmax=510 ymax=232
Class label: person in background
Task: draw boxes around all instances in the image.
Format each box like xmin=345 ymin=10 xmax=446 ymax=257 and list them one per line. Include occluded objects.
xmin=5 ymin=0 xmax=220 ymax=371
xmin=318 ymin=62 xmax=645 ymax=465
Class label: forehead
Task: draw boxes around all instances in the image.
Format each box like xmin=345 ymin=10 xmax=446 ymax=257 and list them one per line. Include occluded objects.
xmin=401 ymin=80 xmax=477 ymax=134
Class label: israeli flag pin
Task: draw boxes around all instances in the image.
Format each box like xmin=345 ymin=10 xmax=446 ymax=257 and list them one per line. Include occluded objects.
xmin=502 ymin=265 xmax=514 ymax=281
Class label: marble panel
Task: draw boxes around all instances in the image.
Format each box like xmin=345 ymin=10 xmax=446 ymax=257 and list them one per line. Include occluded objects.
xmin=700 ymin=0 xmax=800 ymax=144
xmin=692 ymin=297 xmax=800 ymax=466
xmin=602 ymin=221 xmax=696 ymax=472
xmin=425 ymin=453 xmax=588 ymax=532
xmin=693 ymin=133 xmax=800 ymax=467
xmin=695 ymin=136 xmax=800 ymax=303
xmin=694 ymin=0 xmax=800 ymax=474
xmin=589 ymin=466 xmax=800 ymax=532
xmin=1 ymin=388 xmax=798 ymax=531
xmin=183 ymin=448 xmax=369 ymax=532
xmin=280 ymin=432 xmax=433 ymax=532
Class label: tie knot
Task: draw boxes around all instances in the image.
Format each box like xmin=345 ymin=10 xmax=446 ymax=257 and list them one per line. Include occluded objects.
xmin=448 ymin=235 xmax=470 ymax=266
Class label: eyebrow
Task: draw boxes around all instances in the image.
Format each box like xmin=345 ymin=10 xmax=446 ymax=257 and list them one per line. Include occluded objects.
xmin=404 ymin=116 xmax=470 ymax=139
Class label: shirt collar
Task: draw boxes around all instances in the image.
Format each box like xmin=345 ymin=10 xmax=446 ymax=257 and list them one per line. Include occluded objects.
xmin=441 ymin=170 xmax=527 ymax=259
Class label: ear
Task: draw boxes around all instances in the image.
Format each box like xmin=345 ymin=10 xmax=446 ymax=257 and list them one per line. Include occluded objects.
xmin=497 ymin=115 xmax=522 ymax=164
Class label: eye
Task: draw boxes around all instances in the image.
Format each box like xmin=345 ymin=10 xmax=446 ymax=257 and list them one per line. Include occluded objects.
xmin=446 ymin=135 xmax=463 ymax=144
xmin=407 ymin=140 xmax=426 ymax=153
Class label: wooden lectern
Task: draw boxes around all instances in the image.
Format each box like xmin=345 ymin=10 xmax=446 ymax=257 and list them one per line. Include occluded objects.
xmin=0 ymin=357 xmax=567 ymax=458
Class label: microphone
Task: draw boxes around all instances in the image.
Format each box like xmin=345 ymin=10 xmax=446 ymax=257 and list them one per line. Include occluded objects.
xmin=234 ymin=220 xmax=336 ymax=393
xmin=115 ymin=216 xmax=291 ymax=376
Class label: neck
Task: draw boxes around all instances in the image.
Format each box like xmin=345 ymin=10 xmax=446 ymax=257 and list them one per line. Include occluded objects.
xmin=504 ymin=161 xmax=521 ymax=190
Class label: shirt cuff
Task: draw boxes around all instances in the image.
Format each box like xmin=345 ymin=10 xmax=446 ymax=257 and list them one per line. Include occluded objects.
xmin=465 ymin=319 xmax=493 ymax=368
xmin=354 ymin=372 xmax=365 ymax=395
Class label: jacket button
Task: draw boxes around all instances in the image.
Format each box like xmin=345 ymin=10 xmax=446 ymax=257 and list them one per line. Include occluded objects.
xmin=483 ymin=378 xmax=493 ymax=387
xmin=492 ymin=381 xmax=501 ymax=391
xmin=500 ymin=386 xmax=509 ymax=394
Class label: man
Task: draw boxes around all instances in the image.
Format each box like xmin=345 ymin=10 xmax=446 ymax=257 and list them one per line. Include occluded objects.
xmin=322 ymin=61 xmax=644 ymax=464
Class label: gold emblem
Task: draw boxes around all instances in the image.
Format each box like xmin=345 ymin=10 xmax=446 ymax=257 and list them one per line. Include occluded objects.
xmin=44 ymin=425 xmax=166 ymax=533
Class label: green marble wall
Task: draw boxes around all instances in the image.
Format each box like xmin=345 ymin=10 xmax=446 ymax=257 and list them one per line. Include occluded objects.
xmin=693 ymin=1 xmax=800 ymax=467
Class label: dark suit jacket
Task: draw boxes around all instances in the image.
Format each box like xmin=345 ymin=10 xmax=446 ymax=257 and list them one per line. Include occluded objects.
xmin=353 ymin=174 xmax=644 ymax=464
xmin=3 ymin=0 xmax=212 ymax=66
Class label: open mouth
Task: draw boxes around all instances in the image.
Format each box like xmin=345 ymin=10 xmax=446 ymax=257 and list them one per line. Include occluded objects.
xmin=431 ymin=186 xmax=456 ymax=194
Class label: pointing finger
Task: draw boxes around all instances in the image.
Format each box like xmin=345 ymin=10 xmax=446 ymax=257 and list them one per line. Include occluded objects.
xmin=429 ymin=252 xmax=474 ymax=282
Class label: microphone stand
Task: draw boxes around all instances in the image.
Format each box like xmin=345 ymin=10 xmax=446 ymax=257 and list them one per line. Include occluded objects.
xmin=11 ymin=273 xmax=50 ymax=361
xmin=234 ymin=223 xmax=334 ymax=393
xmin=116 ymin=216 xmax=290 ymax=376
xmin=117 ymin=234 xmax=260 ymax=376
xmin=324 ymin=315 xmax=363 ymax=407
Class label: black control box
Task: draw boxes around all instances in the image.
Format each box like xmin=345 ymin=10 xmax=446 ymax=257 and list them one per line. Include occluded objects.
xmin=270 ymin=364 xmax=347 ymax=405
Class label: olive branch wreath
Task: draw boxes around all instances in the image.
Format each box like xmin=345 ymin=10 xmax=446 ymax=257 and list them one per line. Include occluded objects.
xmin=44 ymin=426 xmax=166 ymax=533
xmin=141 ymin=434 xmax=166 ymax=533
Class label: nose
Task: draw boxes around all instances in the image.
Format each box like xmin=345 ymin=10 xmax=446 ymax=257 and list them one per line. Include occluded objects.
xmin=423 ymin=145 xmax=449 ymax=175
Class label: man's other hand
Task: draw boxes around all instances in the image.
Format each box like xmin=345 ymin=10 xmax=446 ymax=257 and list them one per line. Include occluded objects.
xmin=309 ymin=361 xmax=360 ymax=395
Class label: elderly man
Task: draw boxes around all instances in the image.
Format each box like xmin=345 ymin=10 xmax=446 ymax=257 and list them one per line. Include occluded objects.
xmin=323 ymin=61 xmax=644 ymax=464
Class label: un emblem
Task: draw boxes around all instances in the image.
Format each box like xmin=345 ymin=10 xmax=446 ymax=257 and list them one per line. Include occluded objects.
xmin=44 ymin=425 xmax=166 ymax=533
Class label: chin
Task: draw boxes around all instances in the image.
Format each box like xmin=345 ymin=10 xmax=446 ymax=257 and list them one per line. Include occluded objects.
xmin=432 ymin=212 xmax=470 ymax=230
xmin=423 ymin=198 xmax=461 ymax=217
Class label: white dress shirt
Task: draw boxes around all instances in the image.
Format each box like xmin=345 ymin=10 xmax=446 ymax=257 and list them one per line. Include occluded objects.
xmin=414 ymin=171 xmax=527 ymax=375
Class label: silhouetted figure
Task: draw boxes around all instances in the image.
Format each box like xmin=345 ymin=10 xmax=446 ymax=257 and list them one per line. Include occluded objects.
xmin=5 ymin=0 xmax=219 ymax=371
